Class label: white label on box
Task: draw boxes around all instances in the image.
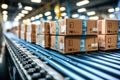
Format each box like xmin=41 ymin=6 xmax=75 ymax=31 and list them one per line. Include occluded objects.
xmin=91 ymin=43 xmax=98 ymax=47
xmin=92 ymin=28 xmax=98 ymax=32
xmin=61 ymin=25 xmax=66 ymax=33
xmin=42 ymin=40 xmax=45 ymax=47
xmin=60 ymin=42 xmax=64 ymax=50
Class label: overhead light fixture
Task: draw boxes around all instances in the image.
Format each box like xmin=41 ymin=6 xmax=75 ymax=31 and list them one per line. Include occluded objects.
xmin=87 ymin=11 xmax=96 ymax=16
xmin=61 ymin=13 xmax=67 ymax=16
xmin=35 ymin=15 xmax=39 ymax=19
xmin=2 ymin=11 xmax=8 ymax=15
xmin=109 ymin=14 xmax=114 ymax=18
xmin=47 ymin=16 xmax=52 ymax=20
xmin=1 ymin=4 xmax=8 ymax=9
xmin=21 ymin=10 xmax=29 ymax=14
xmin=18 ymin=13 xmax=25 ymax=17
xmin=77 ymin=8 xmax=86 ymax=12
xmin=79 ymin=15 xmax=86 ymax=19
xmin=89 ymin=16 xmax=99 ymax=20
xmin=18 ymin=3 xmax=22 ymax=9
xmin=31 ymin=0 xmax=41 ymax=3
xmin=24 ymin=6 xmax=33 ymax=11
xmin=76 ymin=0 xmax=89 ymax=6
xmin=3 ymin=14 xmax=8 ymax=18
xmin=31 ymin=17 xmax=35 ymax=20
xmin=14 ymin=18 xmax=19 ymax=21
xmin=108 ymin=8 xmax=114 ymax=13
xmin=16 ymin=16 xmax=21 ymax=20
xmin=72 ymin=14 xmax=79 ymax=18
xmin=60 ymin=7 xmax=66 ymax=11
xmin=44 ymin=11 xmax=51 ymax=16
xmin=115 ymin=7 xmax=119 ymax=11
xmin=39 ymin=14 xmax=43 ymax=18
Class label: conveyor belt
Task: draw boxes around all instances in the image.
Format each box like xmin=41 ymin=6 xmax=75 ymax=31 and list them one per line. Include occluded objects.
xmin=4 ymin=33 xmax=120 ymax=80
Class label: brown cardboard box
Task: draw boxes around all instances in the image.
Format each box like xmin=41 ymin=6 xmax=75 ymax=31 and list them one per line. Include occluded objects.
xmin=26 ymin=33 xmax=36 ymax=43
xmin=39 ymin=35 xmax=50 ymax=48
xmin=59 ymin=19 xmax=82 ymax=35
xmin=57 ymin=36 xmax=98 ymax=54
xmin=59 ymin=19 xmax=98 ymax=35
xmin=27 ymin=24 xmax=37 ymax=34
xmin=98 ymin=35 xmax=117 ymax=50
xmin=50 ymin=21 xmax=59 ymax=35
xmin=40 ymin=22 xmax=50 ymax=34
xmin=97 ymin=20 xmax=118 ymax=34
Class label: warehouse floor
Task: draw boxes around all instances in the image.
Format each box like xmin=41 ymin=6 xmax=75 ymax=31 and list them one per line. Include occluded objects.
xmin=0 ymin=42 xmax=10 ymax=80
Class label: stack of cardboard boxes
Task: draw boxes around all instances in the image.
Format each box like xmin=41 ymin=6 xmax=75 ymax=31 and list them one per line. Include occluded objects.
xmin=15 ymin=25 xmax=21 ymax=38
xmin=98 ymin=20 xmax=118 ymax=50
xmin=21 ymin=24 xmax=27 ymax=40
xmin=50 ymin=19 xmax=98 ymax=54
xmin=26 ymin=24 xmax=37 ymax=43
xmin=37 ymin=22 xmax=50 ymax=48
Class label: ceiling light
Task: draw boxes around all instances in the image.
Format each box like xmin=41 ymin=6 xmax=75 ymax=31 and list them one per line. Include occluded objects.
xmin=76 ymin=0 xmax=89 ymax=6
xmin=61 ymin=13 xmax=67 ymax=16
xmin=16 ymin=16 xmax=21 ymax=19
xmin=18 ymin=3 xmax=22 ymax=9
xmin=21 ymin=10 xmax=29 ymax=14
xmin=47 ymin=16 xmax=52 ymax=20
xmin=115 ymin=7 xmax=119 ymax=11
xmin=35 ymin=15 xmax=39 ymax=19
xmin=87 ymin=11 xmax=96 ymax=16
xmin=44 ymin=11 xmax=51 ymax=16
xmin=2 ymin=11 xmax=8 ymax=15
xmin=108 ymin=8 xmax=114 ymax=13
xmin=89 ymin=16 xmax=99 ymax=20
xmin=79 ymin=15 xmax=86 ymax=19
xmin=109 ymin=14 xmax=114 ymax=18
xmin=1 ymin=4 xmax=8 ymax=9
xmin=14 ymin=18 xmax=19 ymax=21
xmin=24 ymin=6 xmax=33 ymax=11
xmin=72 ymin=14 xmax=79 ymax=18
xmin=60 ymin=7 xmax=66 ymax=11
xmin=18 ymin=13 xmax=25 ymax=17
xmin=31 ymin=0 xmax=41 ymax=3
xmin=77 ymin=8 xmax=86 ymax=12
xmin=3 ymin=14 xmax=8 ymax=18
xmin=39 ymin=14 xmax=43 ymax=18
xmin=31 ymin=17 xmax=35 ymax=20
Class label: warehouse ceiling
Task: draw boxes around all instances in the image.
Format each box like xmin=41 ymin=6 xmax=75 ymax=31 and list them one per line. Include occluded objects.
xmin=0 ymin=0 xmax=118 ymax=21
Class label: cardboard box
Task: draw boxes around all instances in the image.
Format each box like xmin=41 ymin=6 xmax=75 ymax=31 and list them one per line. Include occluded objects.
xmin=26 ymin=33 xmax=36 ymax=43
xmin=59 ymin=19 xmax=82 ymax=35
xmin=40 ymin=22 xmax=50 ymax=34
xmin=27 ymin=24 xmax=37 ymax=34
xmin=51 ymin=35 xmax=98 ymax=54
xmin=50 ymin=21 xmax=59 ymax=35
xmin=97 ymin=20 xmax=118 ymax=34
xmin=98 ymin=35 xmax=117 ymax=50
xmin=59 ymin=19 xmax=98 ymax=35
xmin=39 ymin=35 xmax=50 ymax=48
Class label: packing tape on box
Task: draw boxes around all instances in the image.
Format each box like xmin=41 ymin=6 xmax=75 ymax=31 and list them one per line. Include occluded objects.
xmin=55 ymin=36 xmax=58 ymax=50
xmin=80 ymin=36 xmax=86 ymax=51
xmin=56 ymin=21 xmax=59 ymax=35
xmin=82 ymin=20 xmax=87 ymax=35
